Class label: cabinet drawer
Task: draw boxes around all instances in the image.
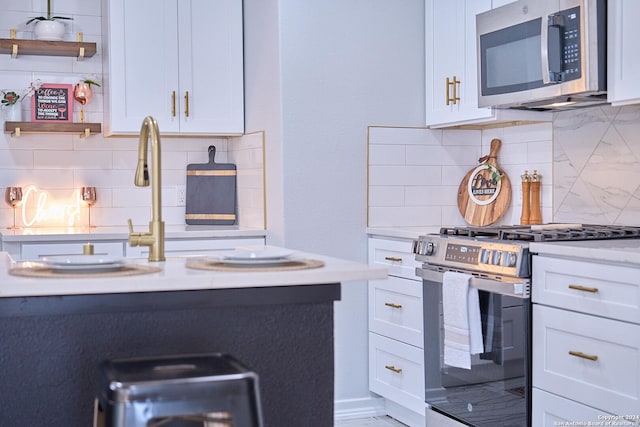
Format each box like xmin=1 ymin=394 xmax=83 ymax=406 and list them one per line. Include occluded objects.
xmin=126 ymin=237 xmax=264 ymax=258
xmin=533 ymin=305 xmax=640 ymax=414
xmin=532 ymin=388 xmax=613 ymax=426
xmin=20 ymin=241 xmax=125 ymax=260
xmin=369 ymin=332 xmax=425 ymax=415
xmin=533 ymin=255 xmax=640 ymax=324
xmin=368 ymin=238 xmax=420 ymax=280
xmin=369 ymin=276 xmax=423 ymax=348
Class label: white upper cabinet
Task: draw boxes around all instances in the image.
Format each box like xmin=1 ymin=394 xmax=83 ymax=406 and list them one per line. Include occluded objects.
xmin=103 ymin=0 xmax=244 ymax=136
xmin=425 ymin=0 xmax=493 ymax=127
xmin=607 ymin=0 xmax=640 ymax=106
xmin=425 ymin=0 xmax=549 ymax=128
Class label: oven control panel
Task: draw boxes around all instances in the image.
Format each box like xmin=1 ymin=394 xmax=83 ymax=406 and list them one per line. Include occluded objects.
xmin=413 ymin=234 xmax=530 ymax=278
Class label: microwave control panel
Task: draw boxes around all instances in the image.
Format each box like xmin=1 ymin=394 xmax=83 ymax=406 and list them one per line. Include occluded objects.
xmin=549 ymin=6 xmax=581 ymax=81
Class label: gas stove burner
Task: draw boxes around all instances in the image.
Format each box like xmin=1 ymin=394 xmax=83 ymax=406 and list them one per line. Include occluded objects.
xmin=440 ymin=224 xmax=640 ymax=242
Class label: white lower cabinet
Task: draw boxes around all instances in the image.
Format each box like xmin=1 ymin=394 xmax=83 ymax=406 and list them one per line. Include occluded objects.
xmin=532 ymin=388 xmax=613 ymax=426
xmin=368 ymin=236 xmax=425 ymax=426
xmin=532 ymin=254 xmax=640 ymax=422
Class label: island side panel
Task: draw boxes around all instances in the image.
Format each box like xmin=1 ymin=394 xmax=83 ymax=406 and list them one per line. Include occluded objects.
xmin=0 ymin=284 xmax=340 ymax=427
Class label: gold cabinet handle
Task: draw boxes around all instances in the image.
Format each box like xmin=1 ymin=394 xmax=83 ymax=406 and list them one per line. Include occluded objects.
xmin=384 ymin=365 xmax=402 ymax=374
xmin=569 ymin=350 xmax=598 ymax=361
xmin=384 ymin=256 xmax=402 ymax=262
xmin=446 ymin=76 xmax=461 ymax=105
xmin=452 ymin=75 xmax=460 ymax=104
xmin=184 ymin=91 xmax=189 ymax=117
xmin=384 ymin=303 xmax=403 ymax=309
xmin=568 ymin=284 xmax=599 ymax=293
xmin=171 ymin=91 xmax=176 ymax=117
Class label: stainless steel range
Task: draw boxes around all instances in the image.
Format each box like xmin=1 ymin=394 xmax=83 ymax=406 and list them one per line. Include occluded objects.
xmin=412 ymin=224 xmax=640 ymax=427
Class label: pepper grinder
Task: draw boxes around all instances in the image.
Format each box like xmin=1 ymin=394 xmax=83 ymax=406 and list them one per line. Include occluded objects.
xmin=520 ymin=170 xmax=531 ymax=225
xmin=529 ymin=170 xmax=542 ymax=225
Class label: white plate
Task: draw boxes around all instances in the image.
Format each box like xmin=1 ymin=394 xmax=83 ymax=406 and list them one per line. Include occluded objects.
xmin=222 ymin=247 xmax=294 ymax=261
xmin=40 ymin=255 xmax=126 ymax=272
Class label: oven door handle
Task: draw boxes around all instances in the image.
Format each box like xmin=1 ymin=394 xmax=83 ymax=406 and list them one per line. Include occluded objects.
xmin=417 ymin=268 xmax=529 ymax=299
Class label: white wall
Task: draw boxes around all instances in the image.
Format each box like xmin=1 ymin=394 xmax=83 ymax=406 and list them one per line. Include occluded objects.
xmin=245 ymin=0 xmax=426 ymax=415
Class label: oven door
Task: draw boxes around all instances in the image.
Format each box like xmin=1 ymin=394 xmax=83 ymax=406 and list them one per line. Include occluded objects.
xmin=418 ymin=267 xmax=530 ymax=427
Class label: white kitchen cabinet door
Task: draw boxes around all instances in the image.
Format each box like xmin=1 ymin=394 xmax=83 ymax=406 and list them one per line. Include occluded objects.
xmin=103 ymin=0 xmax=244 ymax=136
xmin=425 ymin=0 xmax=493 ymax=127
xmin=607 ymin=0 xmax=640 ymax=106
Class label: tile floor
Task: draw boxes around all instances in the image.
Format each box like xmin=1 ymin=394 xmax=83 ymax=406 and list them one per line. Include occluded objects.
xmin=335 ymin=416 xmax=407 ymax=426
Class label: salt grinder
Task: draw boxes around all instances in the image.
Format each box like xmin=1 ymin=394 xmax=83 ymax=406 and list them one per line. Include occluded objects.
xmin=529 ymin=170 xmax=542 ymax=225
xmin=520 ymin=170 xmax=531 ymax=225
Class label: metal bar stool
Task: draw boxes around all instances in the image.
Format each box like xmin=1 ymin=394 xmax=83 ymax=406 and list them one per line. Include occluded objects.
xmin=96 ymin=353 xmax=263 ymax=427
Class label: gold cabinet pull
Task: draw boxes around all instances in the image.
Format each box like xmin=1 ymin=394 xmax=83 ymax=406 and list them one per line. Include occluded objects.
xmin=446 ymin=76 xmax=461 ymax=105
xmin=384 ymin=256 xmax=402 ymax=262
xmin=569 ymin=350 xmax=598 ymax=361
xmin=384 ymin=303 xmax=403 ymax=309
xmin=452 ymin=75 xmax=460 ymax=104
xmin=184 ymin=91 xmax=190 ymax=117
xmin=384 ymin=365 xmax=402 ymax=374
xmin=568 ymin=284 xmax=599 ymax=293
xmin=171 ymin=91 xmax=176 ymax=117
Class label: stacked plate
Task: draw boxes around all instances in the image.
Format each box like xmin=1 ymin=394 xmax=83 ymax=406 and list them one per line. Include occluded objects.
xmin=213 ymin=247 xmax=296 ymax=267
xmin=40 ymin=255 xmax=127 ymax=274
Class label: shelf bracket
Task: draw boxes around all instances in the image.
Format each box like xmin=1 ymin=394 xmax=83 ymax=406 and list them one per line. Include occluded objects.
xmin=11 ymin=43 xmax=18 ymax=59
xmin=77 ymin=47 xmax=85 ymax=61
xmin=13 ymin=127 xmax=21 ymax=137
xmin=10 ymin=29 xmax=16 ymax=39
xmin=82 ymin=128 xmax=91 ymax=138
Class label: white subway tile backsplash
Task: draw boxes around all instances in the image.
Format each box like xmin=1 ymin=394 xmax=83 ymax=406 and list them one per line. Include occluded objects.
xmin=368 ymin=124 xmax=554 ymax=228
xmin=369 ymin=186 xmax=404 ymax=207
xmin=369 ymin=145 xmax=405 ymax=165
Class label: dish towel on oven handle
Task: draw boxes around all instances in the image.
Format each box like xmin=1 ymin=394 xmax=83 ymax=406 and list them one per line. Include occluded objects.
xmin=443 ymin=271 xmax=484 ymax=369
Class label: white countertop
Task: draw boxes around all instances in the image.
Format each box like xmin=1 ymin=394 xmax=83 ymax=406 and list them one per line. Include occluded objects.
xmin=530 ymin=239 xmax=640 ymax=266
xmin=0 ymin=225 xmax=267 ymax=242
xmin=366 ymin=226 xmax=441 ymax=240
xmin=0 ymin=249 xmax=388 ymax=298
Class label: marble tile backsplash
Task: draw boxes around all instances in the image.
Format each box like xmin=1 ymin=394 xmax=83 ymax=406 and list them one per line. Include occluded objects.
xmin=368 ymin=123 xmax=553 ymax=228
xmin=554 ymin=104 xmax=640 ymax=226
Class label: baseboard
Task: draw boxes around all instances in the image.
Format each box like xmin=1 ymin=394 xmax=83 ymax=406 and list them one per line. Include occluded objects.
xmin=334 ymin=396 xmax=387 ymax=421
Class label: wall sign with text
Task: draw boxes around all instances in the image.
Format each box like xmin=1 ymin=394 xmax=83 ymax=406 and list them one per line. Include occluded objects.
xmin=31 ymin=84 xmax=73 ymax=122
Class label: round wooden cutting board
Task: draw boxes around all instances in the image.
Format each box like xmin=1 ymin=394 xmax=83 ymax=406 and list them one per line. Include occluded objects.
xmin=457 ymin=138 xmax=511 ymax=226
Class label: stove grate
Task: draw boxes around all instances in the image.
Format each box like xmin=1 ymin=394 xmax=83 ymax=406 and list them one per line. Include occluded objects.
xmin=440 ymin=225 xmax=640 ymax=242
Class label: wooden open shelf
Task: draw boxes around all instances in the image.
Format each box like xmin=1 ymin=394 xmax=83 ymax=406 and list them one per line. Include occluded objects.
xmin=0 ymin=38 xmax=96 ymax=59
xmin=4 ymin=121 xmax=102 ymax=137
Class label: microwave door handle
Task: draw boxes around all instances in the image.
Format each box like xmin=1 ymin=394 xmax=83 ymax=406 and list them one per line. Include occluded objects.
xmin=543 ymin=14 xmax=564 ymax=84
xmin=541 ymin=17 xmax=551 ymax=84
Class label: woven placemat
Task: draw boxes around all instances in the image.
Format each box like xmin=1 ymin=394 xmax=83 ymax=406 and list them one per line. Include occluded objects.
xmin=186 ymin=258 xmax=325 ymax=272
xmin=8 ymin=264 xmax=162 ymax=279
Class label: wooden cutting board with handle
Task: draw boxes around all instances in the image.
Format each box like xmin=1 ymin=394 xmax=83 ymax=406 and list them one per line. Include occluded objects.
xmin=457 ymin=138 xmax=511 ymax=226
xmin=185 ymin=145 xmax=237 ymax=225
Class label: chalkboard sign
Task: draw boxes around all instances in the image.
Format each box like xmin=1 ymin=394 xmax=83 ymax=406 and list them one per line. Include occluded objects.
xmin=31 ymin=84 xmax=73 ymax=122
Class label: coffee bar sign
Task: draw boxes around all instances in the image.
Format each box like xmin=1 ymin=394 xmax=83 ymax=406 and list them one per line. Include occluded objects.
xmin=31 ymin=84 xmax=73 ymax=122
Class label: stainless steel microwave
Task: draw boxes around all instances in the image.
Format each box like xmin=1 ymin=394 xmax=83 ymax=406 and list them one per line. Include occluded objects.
xmin=476 ymin=0 xmax=606 ymax=110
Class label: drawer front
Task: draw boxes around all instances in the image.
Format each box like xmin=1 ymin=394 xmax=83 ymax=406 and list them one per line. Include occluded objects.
xmin=369 ymin=276 xmax=423 ymax=348
xmin=368 ymin=237 xmax=420 ymax=281
xmin=369 ymin=332 xmax=425 ymax=414
xmin=532 ymin=388 xmax=613 ymax=426
xmin=533 ymin=305 xmax=640 ymax=414
xmin=126 ymin=237 xmax=265 ymax=258
xmin=20 ymin=241 xmax=125 ymax=260
xmin=532 ymin=255 xmax=640 ymax=324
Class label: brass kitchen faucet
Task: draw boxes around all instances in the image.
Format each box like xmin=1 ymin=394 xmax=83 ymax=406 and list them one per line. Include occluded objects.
xmin=128 ymin=116 xmax=165 ymax=261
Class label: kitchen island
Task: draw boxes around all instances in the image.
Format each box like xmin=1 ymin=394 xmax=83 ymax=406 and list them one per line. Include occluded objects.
xmin=0 ymin=250 xmax=386 ymax=427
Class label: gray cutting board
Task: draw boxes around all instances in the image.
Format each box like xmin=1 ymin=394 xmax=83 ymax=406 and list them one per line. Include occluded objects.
xmin=185 ymin=145 xmax=237 ymax=225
